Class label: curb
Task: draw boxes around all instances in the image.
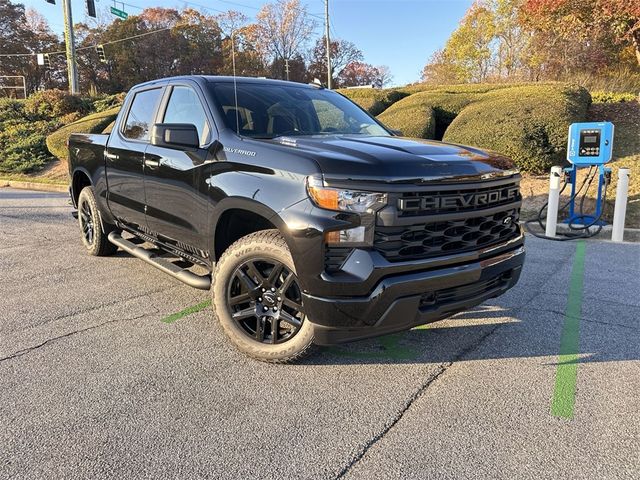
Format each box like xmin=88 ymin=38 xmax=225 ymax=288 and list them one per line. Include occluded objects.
xmin=523 ymin=221 xmax=640 ymax=244
xmin=0 ymin=180 xmax=67 ymax=193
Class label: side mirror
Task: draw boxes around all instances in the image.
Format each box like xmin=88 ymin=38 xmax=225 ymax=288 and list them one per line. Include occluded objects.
xmin=389 ymin=129 xmax=403 ymax=136
xmin=151 ymin=123 xmax=199 ymax=149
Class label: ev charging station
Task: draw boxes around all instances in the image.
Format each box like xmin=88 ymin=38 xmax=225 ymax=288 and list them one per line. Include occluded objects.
xmin=564 ymin=121 xmax=615 ymax=226
xmin=528 ymin=121 xmax=631 ymax=242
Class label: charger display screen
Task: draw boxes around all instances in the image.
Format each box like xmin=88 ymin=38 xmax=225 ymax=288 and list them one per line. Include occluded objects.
xmin=579 ymin=129 xmax=601 ymax=157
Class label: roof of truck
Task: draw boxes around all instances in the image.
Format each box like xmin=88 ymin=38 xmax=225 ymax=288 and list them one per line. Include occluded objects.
xmin=133 ymin=75 xmax=321 ymax=90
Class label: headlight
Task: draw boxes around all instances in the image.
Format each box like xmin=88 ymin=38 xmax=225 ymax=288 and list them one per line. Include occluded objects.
xmin=306 ymin=176 xmax=386 ymax=213
xmin=306 ymin=175 xmax=386 ymax=246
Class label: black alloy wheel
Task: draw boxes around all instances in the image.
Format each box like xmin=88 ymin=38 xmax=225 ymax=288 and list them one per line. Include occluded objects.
xmin=227 ymin=258 xmax=305 ymax=345
xmin=79 ymin=198 xmax=95 ymax=246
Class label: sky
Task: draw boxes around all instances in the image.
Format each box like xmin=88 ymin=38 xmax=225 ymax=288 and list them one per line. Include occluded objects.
xmin=15 ymin=0 xmax=473 ymax=86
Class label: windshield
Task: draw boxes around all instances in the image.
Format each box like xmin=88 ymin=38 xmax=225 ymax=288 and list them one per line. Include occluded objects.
xmin=209 ymin=82 xmax=390 ymax=139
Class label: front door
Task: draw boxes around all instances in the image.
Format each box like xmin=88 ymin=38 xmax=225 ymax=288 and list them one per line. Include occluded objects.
xmin=143 ymin=83 xmax=215 ymax=252
xmin=105 ymin=86 xmax=164 ymax=230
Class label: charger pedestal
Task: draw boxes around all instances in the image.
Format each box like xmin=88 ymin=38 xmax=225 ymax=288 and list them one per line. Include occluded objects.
xmin=563 ymin=163 xmax=610 ymax=226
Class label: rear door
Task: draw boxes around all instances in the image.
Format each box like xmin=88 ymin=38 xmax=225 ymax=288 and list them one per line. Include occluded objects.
xmin=143 ymin=81 xmax=216 ymax=251
xmin=105 ymin=85 xmax=164 ymax=230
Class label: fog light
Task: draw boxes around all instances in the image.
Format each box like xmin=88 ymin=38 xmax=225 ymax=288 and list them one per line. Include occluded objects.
xmin=325 ymin=226 xmax=366 ymax=245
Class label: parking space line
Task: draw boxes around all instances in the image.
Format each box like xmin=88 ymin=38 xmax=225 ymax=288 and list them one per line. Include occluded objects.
xmin=551 ymin=240 xmax=586 ymax=419
xmin=161 ymin=299 xmax=211 ymax=324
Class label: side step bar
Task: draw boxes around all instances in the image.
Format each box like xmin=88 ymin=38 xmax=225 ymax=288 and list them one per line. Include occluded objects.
xmin=108 ymin=232 xmax=211 ymax=290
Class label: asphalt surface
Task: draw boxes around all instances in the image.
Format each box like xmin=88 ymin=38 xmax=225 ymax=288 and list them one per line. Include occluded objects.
xmin=1 ymin=187 xmax=638 ymax=480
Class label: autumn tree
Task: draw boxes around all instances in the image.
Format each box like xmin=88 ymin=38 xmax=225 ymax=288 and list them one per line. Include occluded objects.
xmin=75 ymin=7 xmax=225 ymax=93
xmin=217 ymin=12 xmax=266 ymax=77
xmin=522 ymin=0 xmax=640 ymax=76
xmin=375 ymin=65 xmax=394 ymax=87
xmin=337 ymin=61 xmax=379 ymax=87
xmin=255 ymin=0 xmax=316 ymax=80
xmin=421 ymin=0 xmax=531 ymax=83
xmin=421 ymin=49 xmax=467 ymax=84
xmin=0 ymin=1 xmax=63 ymax=95
xmin=307 ymin=36 xmax=363 ymax=83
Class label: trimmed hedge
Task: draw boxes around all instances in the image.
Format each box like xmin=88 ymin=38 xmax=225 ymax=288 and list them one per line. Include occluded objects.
xmin=444 ymin=84 xmax=591 ymax=173
xmin=398 ymin=82 xmax=523 ymax=95
xmin=46 ymin=106 xmax=121 ymax=164
xmin=375 ymin=87 xmax=484 ymax=139
xmin=376 ymin=94 xmax=437 ymax=139
xmin=338 ymin=88 xmax=408 ymax=115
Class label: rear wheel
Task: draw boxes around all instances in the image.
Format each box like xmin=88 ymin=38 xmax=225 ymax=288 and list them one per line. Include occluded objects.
xmin=77 ymin=187 xmax=118 ymax=256
xmin=212 ymin=230 xmax=315 ymax=363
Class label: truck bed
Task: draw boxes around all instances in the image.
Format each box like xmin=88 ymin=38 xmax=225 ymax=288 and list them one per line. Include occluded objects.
xmin=68 ymin=133 xmax=109 ymax=174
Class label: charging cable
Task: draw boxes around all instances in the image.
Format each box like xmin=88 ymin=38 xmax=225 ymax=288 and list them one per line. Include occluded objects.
xmin=524 ymin=167 xmax=609 ymax=241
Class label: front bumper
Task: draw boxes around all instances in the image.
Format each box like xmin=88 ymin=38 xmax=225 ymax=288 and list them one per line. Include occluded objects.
xmin=305 ymin=242 xmax=524 ymax=345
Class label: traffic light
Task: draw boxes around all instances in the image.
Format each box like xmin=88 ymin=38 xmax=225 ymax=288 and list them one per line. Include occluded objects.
xmin=96 ymin=45 xmax=107 ymax=63
xmin=45 ymin=0 xmax=55 ymax=4
xmin=43 ymin=54 xmax=52 ymax=69
xmin=86 ymin=0 xmax=96 ymax=18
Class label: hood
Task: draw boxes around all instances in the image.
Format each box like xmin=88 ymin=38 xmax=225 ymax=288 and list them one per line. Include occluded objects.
xmin=262 ymin=135 xmax=518 ymax=185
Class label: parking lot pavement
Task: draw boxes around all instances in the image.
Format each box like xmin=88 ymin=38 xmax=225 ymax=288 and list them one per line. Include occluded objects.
xmin=1 ymin=187 xmax=638 ymax=479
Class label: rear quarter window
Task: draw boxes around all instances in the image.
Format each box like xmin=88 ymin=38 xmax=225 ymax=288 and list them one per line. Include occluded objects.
xmin=122 ymin=88 xmax=163 ymax=141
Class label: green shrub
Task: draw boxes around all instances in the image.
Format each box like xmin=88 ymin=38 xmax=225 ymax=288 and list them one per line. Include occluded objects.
xmin=376 ymin=94 xmax=437 ymax=139
xmin=0 ymin=98 xmax=26 ymax=123
xmin=23 ymin=89 xmax=90 ymax=120
xmin=0 ymin=119 xmax=59 ymax=174
xmin=338 ymin=88 xmax=408 ymax=115
xmin=91 ymin=92 xmax=126 ymax=112
xmin=46 ymin=106 xmax=120 ymax=163
xmin=444 ymin=84 xmax=591 ymax=173
xmin=590 ymin=91 xmax=638 ymax=103
xmin=396 ymin=90 xmax=483 ymax=139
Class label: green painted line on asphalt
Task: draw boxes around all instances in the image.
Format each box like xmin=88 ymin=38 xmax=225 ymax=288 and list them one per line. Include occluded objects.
xmin=551 ymin=240 xmax=586 ymax=419
xmin=161 ymin=299 xmax=211 ymax=324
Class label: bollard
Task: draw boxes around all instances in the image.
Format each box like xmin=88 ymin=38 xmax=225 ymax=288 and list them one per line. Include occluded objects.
xmin=611 ymin=168 xmax=630 ymax=242
xmin=545 ymin=166 xmax=563 ymax=238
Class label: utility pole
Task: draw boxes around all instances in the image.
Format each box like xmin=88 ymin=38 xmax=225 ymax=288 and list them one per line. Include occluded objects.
xmin=61 ymin=0 xmax=79 ymax=94
xmin=324 ymin=0 xmax=331 ymax=89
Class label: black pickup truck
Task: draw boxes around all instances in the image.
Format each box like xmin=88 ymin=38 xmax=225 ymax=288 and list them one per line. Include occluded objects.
xmin=68 ymin=76 xmax=525 ymax=362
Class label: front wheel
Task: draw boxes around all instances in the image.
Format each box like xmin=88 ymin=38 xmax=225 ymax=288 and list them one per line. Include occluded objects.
xmin=77 ymin=186 xmax=118 ymax=256
xmin=212 ymin=230 xmax=315 ymax=363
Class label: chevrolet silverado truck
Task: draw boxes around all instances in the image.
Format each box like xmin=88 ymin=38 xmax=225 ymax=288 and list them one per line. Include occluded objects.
xmin=68 ymin=76 xmax=525 ymax=363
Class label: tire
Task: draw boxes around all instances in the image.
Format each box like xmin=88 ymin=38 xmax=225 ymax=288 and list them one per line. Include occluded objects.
xmin=212 ymin=229 xmax=315 ymax=363
xmin=77 ymin=186 xmax=118 ymax=257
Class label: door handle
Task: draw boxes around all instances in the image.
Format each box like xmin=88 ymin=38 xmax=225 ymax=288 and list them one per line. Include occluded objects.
xmin=144 ymin=158 xmax=160 ymax=169
xmin=105 ymin=152 xmax=119 ymax=160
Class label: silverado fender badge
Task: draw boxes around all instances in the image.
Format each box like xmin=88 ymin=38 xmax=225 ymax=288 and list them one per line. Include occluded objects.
xmin=223 ymin=146 xmax=257 ymax=157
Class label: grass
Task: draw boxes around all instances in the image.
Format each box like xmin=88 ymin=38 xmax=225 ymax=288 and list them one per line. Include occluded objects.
xmin=0 ymin=172 xmax=67 ymax=185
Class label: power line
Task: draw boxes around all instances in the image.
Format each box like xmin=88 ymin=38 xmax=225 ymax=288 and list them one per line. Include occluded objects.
xmin=0 ymin=1 xmax=325 ymax=58
xmin=0 ymin=25 xmax=178 ymax=57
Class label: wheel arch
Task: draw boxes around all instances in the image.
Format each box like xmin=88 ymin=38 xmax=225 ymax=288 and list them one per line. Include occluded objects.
xmin=71 ymin=167 xmax=93 ymax=208
xmin=211 ymin=198 xmax=293 ymax=262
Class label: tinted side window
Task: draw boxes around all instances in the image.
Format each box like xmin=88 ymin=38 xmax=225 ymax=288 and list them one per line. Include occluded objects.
xmin=163 ymin=86 xmax=211 ymax=146
xmin=122 ymin=88 xmax=162 ymax=141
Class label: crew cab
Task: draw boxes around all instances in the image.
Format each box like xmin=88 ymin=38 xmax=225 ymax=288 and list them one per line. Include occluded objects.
xmin=68 ymin=76 xmax=525 ymax=363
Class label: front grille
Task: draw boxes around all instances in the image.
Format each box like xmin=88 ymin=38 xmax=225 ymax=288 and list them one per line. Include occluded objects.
xmin=397 ymin=181 xmax=520 ymax=217
xmin=419 ymin=271 xmax=513 ymax=310
xmin=375 ymin=208 xmax=519 ymax=262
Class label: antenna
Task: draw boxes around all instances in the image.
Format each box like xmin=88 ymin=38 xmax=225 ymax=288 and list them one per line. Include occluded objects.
xmin=231 ymin=29 xmax=240 ymax=136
